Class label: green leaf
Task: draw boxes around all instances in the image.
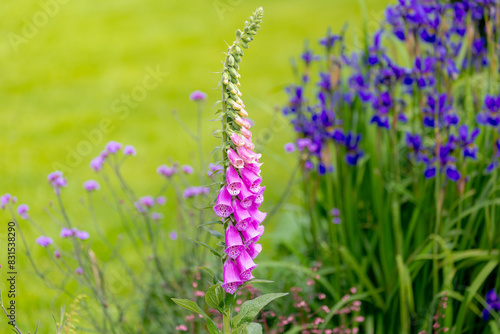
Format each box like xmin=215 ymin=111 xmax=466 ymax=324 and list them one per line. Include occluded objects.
xmin=198 ymin=220 xmax=223 ymax=227
xmin=203 ymin=226 xmax=224 ymax=240
xmin=232 ymin=293 xmax=288 ymax=328
xmin=205 ymin=284 xmax=224 ymax=313
xmin=240 ymin=279 xmax=274 ymax=288
xmin=171 ymin=298 xmax=220 ymax=333
xmin=191 ymin=239 xmax=223 ymax=258
xmin=234 ymin=322 xmax=263 ymax=334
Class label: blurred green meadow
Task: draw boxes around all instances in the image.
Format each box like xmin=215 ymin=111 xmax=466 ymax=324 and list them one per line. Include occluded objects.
xmin=0 ymin=0 xmax=389 ymax=330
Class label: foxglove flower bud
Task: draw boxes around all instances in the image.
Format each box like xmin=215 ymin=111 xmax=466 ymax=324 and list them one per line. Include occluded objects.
xmin=242 ymin=135 xmax=255 ymax=150
xmin=244 ymin=162 xmax=262 ymax=175
xmin=235 ymin=116 xmax=252 ymax=129
xmin=237 ymin=146 xmax=261 ymax=164
xmin=232 ymin=198 xmax=253 ymax=231
xmin=213 ymin=187 xmax=234 ymax=218
xmin=238 ymin=183 xmax=256 ymax=208
xmin=222 ymin=259 xmax=243 ymax=294
xmin=240 ymin=167 xmax=262 ymax=192
xmin=228 ymin=148 xmax=244 ymax=168
xmin=226 ymin=165 xmax=243 ymax=195
xmin=225 ymin=224 xmax=245 ymax=259
xmin=235 ymin=250 xmax=257 ymax=281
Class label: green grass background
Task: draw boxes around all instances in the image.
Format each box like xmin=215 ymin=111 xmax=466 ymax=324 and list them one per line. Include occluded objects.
xmin=0 ymin=0 xmax=389 ymax=330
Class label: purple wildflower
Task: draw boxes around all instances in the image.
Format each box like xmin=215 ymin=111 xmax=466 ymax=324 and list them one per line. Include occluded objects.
xmin=48 ymin=171 xmax=67 ymax=194
xmin=90 ymin=156 xmax=105 ymax=172
xmin=123 ymin=145 xmax=136 ymax=156
xmin=36 ymin=236 xmax=53 ymax=247
xmin=83 ymin=180 xmax=100 ymax=192
xmin=284 ymin=142 xmax=296 ymax=153
xmin=75 ymin=230 xmax=90 ymax=240
xmin=17 ymin=204 xmax=29 ymax=219
xmin=76 ymin=267 xmax=84 ymax=275
xmin=60 ymin=227 xmax=75 ymax=238
xmin=105 ymin=141 xmax=122 ymax=154
xmin=157 ymin=164 xmax=177 ymax=178
xmin=189 ymin=90 xmax=207 ymax=102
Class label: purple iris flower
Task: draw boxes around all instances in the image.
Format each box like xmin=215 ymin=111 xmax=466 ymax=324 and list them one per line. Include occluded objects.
xmin=482 ymin=289 xmax=500 ymax=321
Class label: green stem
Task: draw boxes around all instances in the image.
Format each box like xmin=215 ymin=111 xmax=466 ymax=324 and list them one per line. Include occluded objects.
xmin=223 ymin=312 xmax=231 ymax=334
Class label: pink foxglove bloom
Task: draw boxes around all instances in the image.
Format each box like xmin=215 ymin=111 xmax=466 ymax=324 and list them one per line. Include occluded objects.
xmin=244 ymin=162 xmax=262 ymax=175
xmin=246 ymin=243 xmax=262 ymax=259
xmin=235 ymin=250 xmax=257 ymax=281
xmin=227 ymin=148 xmax=244 ymax=169
xmin=238 ymin=183 xmax=256 ymax=209
xmin=225 ymin=224 xmax=245 ymax=259
xmin=234 ymin=116 xmax=252 ymax=129
xmin=232 ymin=198 xmax=253 ymax=231
xmin=242 ymin=135 xmax=255 ymax=150
xmin=241 ymin=224 xmax=264 ymax=245
xmin=240 ymin=127 xmax=252 ymax=139
xmin=222 ymin=259 xmax=243 ymax=294
xmin=247 ymin=205 xmax=267 ymax=225
xmin=254 ymin=186 xmax=265 ymax=206
xmin=226 ymin=166 xmax=243 ymax=195
xmin=240 ymin=167 xmax=262 ymax=193
xmin=236 ymin=146 xmax=261 ymax=164
xmin=36 ymin=236 xmax=53 ymax=247
xmin=230 ymin=133 xmax=245 ymax=146
xmin=213 ymin=187 xmax=234 ymax=218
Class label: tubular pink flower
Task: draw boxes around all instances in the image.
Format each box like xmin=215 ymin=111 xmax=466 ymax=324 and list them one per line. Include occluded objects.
xmin=240 ymin=127 xmax=252 ymax=139
xmin=235 ymin=116 xmax=252 ymax=129
xmin=244 ymin=162 xmax=262 ymax=175
xmin=236 ymin=146 xmax=261 ymax=164
xmin=227 ymin=148 xmax=244 ymax=169
xmin=235 ymin=250 xmax=257 ymax=281
xmin=248 ymin=205 xmax=267 ymax=224
xmin=226 ymin=166 xmax=243 ymax=196
xmin=242 ymin=136 xmax=255 ymax=151
xmin=213 ymin=187 xmax=234 ymax=218
xmin=230 ymin=133 xmax=245 ymax=147
xmin=222 ymin=259 xmax=243 ymax=294
xmin=254 ymin=186 xmax=265 ymax=206
xmin=238 ymin=183 xmax=256 ymax=209
xmin=225 ymin=224 xmax=245 ymax=259
xmin=241 ymin=224 xmax=264 ymax=245
xmin=240 ymin=167 xmax=262 ymax=193
xmin=232 ymin=198 xmax=253 ymax=231
xmin=247 ymin=243 xmax=262 ymax=259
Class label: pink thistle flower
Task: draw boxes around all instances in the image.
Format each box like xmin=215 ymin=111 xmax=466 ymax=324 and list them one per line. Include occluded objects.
xmin=75 ymin=230 xmax=90 ymax=240
xmin=225 ymin=224 xmax=245 ymax=259
xmin=238 ymin=183 xmax=256 ymax=209
xmin=182 ymin=165 xmax=194 ymax=174
xmin=90 ymin=156 xmax=105 ymax=172
xmin=227 ymin=148 xmax=244 ymax=169
xmin=226 ymin=166 xmax=243 ymax=196
xmin=36 ymin=236 xmax=53 ymax=247
xmin=157 ymin=165 xmax=177 ymax=178
xmin=213 ymin=187 xmax=234 ymax=218
xmin=60 ymin=227 xmax=74 ymax=238
xmin=235 ymin=250 xmax=257 ymax=281
xmin=84 ymin=180 xmax=100 ymax=192
xmin=222 ymin=259 xmax=243 ymax=294
xmin=123 ymin=145 xmax=136 ymax=156
xmin=169 ymin=231 xmax=178 ymax=240
xmin=189 ymin=90 xmax=207 ymax=102
xmin=17 ymin=204 xmax=29 ymax=219
xmin=230 ymin=133 xmax=245 ymax=146
xmin=232 ymin=198 xmax=253 ymax=231
xmin=105 ymin=141 xmax=122 ymax=154
xmin=156 ymin=196 xmax=166 ymax=205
